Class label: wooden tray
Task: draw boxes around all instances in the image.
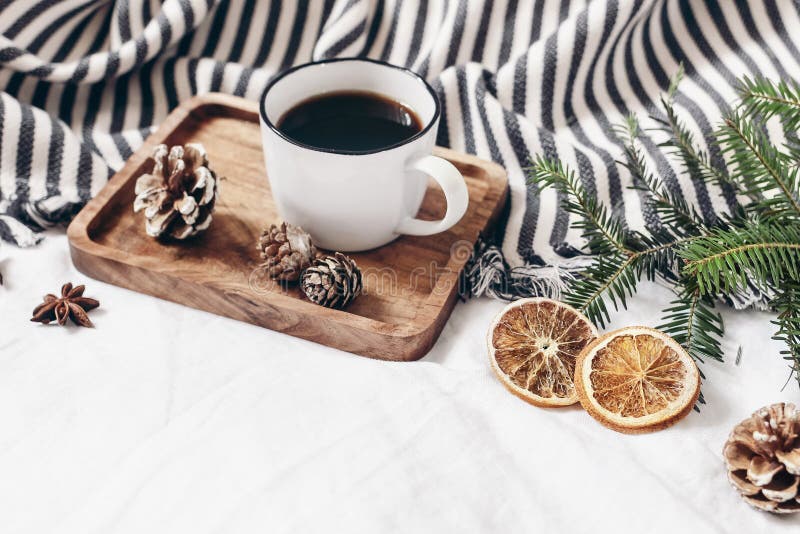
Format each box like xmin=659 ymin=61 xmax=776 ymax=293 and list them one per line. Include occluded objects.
xmin=67 ymin=93 xmax=508 ymax=361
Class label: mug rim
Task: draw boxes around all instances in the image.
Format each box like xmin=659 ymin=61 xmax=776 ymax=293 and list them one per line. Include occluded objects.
xmin=259 ymin=57 xmax=441 ymax=156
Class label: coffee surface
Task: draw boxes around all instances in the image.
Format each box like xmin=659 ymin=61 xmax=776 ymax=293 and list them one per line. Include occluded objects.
xmin=276 ymin=91 xmax=423 ymax=152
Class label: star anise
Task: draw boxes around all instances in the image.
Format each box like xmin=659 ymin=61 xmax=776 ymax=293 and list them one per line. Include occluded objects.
xmin=30 ymin=282 xmax=100 ymax=327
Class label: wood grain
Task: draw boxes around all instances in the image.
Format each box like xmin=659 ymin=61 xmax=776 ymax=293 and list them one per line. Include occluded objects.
xmin=67 ymin=93 xmax=508 ymax=361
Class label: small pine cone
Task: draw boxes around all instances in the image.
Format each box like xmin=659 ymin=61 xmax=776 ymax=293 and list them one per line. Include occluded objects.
xmin=723 ymin=402 xmax=800 ymax=514
xmin=301 ymin=253 xmax=362 ymax=309
xmin=258 ymin=222 xmax=317 ymax=282
xmin=133 ymin=143 xmax=219 ymax=239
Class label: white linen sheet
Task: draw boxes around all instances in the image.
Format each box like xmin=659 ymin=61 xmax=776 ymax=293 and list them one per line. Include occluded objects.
xmin=1 ymin=232 xmax=798 ymax=533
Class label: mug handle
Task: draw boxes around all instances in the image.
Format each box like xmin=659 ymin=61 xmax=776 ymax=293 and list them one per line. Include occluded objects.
xmin=395 ymin=154 xmax=470 ymax=236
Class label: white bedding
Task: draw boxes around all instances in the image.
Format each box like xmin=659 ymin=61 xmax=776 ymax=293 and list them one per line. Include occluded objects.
xmin=1 ymin=232 xmax=798 ymax=533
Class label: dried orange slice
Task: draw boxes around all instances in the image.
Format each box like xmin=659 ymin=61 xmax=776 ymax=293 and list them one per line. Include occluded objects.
xmin=574 ymin=326 xmax=700 ymax=434
xmin=487 ymin=298 xmax=598 ymax=407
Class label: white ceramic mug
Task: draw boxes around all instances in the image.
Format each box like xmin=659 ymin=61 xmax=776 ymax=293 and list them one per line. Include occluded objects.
xmin=259 ymin=58 xmax=469 ymax=252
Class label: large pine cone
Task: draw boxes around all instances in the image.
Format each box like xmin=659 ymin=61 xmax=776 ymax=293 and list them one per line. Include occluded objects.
xmin=301 ymin=253 xmax=362 ymax=309
xmin=723 ymin=402 xmax=800 ymax=514
xmin=258 ymin=222 xmax=317 ymax=282
xmin=133 ymin=143 xmax=219 ymax=239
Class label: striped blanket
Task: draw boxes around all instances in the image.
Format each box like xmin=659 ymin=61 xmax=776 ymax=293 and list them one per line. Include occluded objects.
xmin=1 ymin=0 xmax=798 ymax=298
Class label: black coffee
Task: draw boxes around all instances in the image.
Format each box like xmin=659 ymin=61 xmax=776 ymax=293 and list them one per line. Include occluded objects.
xmin=276 ymin=90 xmax=423 ymax=152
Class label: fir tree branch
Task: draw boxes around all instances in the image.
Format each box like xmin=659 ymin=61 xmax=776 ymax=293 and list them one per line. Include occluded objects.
xmin=562 ymin=253 xmax=639 ymax=327
xmin=666 ymin=63 xmax=684 ymax=100
xmin=530 ymin=156 xmax=629 ymax=255
xmin=632 ymin=231 xmax=695 ymax=281
xmin=771 ymin=280 xmax=800 ymax=387
xmin=680 ymin=223 xmax=800 ymax=294
xmin=564 ymin=236 xmax=696 ymax=327
xmin=655 ymin=93 xmax=731 ymax=191
xmin=738 ymin=76 xmax=800 ymax=133
xmin=717 ymin=111 xmax=800 ymax=218
xmin=618 ymin=114 xmax=704 ymax=233
xmin=659 ymin=285 xmax=724 ymax=365
xmin=531 ymin=155 xmax=697 ymax=327
xmin=529 ymin=71 xmax=800 ymax=392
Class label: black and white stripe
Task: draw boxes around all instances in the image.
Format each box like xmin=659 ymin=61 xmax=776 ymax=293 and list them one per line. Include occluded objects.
xmin=1 ymin=0 xmax=799 ymax=278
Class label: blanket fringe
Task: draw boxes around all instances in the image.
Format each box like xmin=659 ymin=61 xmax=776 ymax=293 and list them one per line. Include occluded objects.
xmin=0 ymin=196 xmax=87 ymax=248
xmin=462 ymin=237 xmax=775 ymax=312
xmin=461 ymin=237 xmax=592 ymax=301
